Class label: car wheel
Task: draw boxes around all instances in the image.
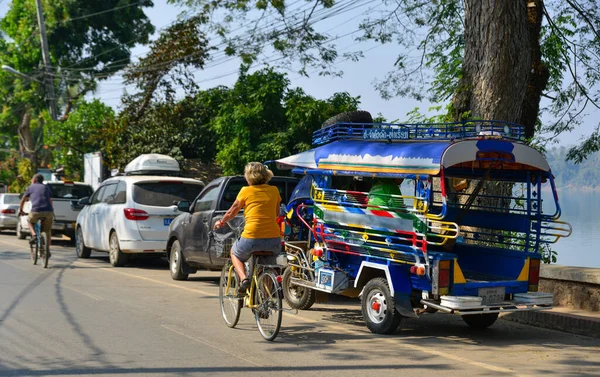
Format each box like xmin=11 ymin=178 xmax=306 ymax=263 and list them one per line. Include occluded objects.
xmin=75 ymin=227 xmax=91 ymax=258
xmin=361 ymin=277 xmax=402 ymax=334
xmin=282 ymin=267 xmax=316 ymax=310
xmin=169 ymin=240 xmax=188 ymax=281
xmin=109 ymin=231 xmax=128 ymax=267
xmin=16 ymin=220 xmax=26 ymax=239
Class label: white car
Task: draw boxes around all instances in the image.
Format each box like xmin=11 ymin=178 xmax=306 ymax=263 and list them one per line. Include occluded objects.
xmin=16 ymin=181 xmax=94 ymax=241
xmin=0 ymin=193 xmax=21 ymax=232
xmin=75 ymin=154 xmax=205 ymax=267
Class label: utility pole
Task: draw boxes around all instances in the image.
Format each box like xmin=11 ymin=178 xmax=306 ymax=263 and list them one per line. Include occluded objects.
xmin=35 ymin=0 xmax=58 ymax=121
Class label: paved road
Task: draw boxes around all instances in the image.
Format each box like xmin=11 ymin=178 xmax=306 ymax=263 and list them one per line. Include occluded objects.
xmin=0 ymin=233 xmax=598 ymax=377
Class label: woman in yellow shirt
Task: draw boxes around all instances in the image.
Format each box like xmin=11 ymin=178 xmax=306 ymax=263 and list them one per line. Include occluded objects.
xmin=214 ymin=162 xmax=282 ymax=294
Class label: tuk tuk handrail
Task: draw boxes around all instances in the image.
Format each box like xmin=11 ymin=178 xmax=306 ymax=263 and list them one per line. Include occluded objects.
xmin=312 ymin=120 xmax=526 ymax=146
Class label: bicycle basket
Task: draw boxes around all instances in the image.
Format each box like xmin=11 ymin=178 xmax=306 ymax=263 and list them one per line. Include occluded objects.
xmin=212 ymin=217 xmax=246 ymax=258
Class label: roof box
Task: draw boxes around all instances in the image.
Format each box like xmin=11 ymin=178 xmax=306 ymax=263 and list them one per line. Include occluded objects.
xmin=124 ymin=154 xmax=180 ymax=176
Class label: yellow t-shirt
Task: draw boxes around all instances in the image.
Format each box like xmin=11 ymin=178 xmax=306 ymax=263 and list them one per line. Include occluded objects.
xmin=236 ymin=184 xmax=281 ymax=239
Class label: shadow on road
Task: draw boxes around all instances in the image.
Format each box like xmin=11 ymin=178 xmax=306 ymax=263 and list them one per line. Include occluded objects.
xmin=0 ymin=363 xmax=447 ymax=376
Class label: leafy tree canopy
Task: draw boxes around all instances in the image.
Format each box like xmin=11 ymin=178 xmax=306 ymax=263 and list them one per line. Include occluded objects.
xmin=0 ymin=0 xmax=155 ymax=162
xmin=168 ymin=0 xmax=600 ymax=162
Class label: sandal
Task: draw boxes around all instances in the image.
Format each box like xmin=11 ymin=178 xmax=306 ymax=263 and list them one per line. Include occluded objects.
xmin=238 ymin=278 xmax=250 ymax=297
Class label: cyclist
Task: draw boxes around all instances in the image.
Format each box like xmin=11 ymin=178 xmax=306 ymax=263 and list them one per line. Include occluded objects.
xmin=214 ymin=162 xmax=282 ymax=295
xmin=18 ymin=174 xmax=54 ymax=256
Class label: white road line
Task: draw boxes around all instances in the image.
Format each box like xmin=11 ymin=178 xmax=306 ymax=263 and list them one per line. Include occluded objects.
xmin=0 ymin=238 xmax=533 ymax=375
xmin=73 ymin=260 xmax=215 ymax=296
xmin=0 ymin=259 xmax=28 ymax=271
xmin=161 ymin=324 xmax=264 ymax=367
xmin=62 ymin=285 xmax=102 ymax=301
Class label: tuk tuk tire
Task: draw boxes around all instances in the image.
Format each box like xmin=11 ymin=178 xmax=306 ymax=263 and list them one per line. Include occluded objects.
xmin=462 ymin=313 xmax=499 ymax=329
xmin=361 ymin=277 xmax=402 ymax=334
xmin=321 ymin=110 xmax=373 ymax=129
xmin=282 ymin=268 xmax=316 ymax=310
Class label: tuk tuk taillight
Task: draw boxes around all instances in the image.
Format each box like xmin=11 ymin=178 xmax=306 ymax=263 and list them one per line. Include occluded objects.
xmin=528 ymin=259 xmax=540 ymax=291
xmin=434 ymin=260 xmax=451 ymax=296
xmin=438 ymin=260 xmax=450 ymax=288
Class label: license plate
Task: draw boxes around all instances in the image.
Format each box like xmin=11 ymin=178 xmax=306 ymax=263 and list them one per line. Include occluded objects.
xmin=478 ymin=287 xmax=506 ymax=304
xmin=164 ymin=218 xmax=174 ymax=226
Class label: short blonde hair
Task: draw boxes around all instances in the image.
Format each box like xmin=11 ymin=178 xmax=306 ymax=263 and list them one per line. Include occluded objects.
xmin=244 ymin=162 xmax=273 ymax=185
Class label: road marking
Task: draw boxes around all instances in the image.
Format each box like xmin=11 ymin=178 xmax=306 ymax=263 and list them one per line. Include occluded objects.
xmin=161 ymin=324 xmax=263 ymax=367
xmin=0 ymin=238 xmax=30 ymax=249
xmin=0 ymin=259 xmax=28 ymax=271
xmin=73 ymin=260 xmax=215 ymax=296
xmin=0 ymin=238 xmax=535 ymax=375
xmin=62 ymin=285 xmax=102 ymax=301
xmin=66 ymin=262 xmax=531 ymax=376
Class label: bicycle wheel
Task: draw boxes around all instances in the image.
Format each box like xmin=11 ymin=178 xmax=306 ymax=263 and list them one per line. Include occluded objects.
xmin=30 ymin=237 xmax=38 ymax=265
xmin=254 ymin=269 xmax=283 ymax=341
xmin=219 ymin=261 xmax=242 ymax=328
xmin=40 ymin=232 xmax=49 ymax=269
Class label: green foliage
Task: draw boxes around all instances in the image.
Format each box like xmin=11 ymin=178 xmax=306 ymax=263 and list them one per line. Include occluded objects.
xmin=123 ymin=15 xmax=211 ymax=116
xmin=167 ymin=0 xmax=600 ymax=162
xmin=45 ymin=100 xmax=118 ymax=179
xmin=0 ymin=0 xmax=154 ymax=174
xmin=212 ymin=67 xmax=360 ymax=174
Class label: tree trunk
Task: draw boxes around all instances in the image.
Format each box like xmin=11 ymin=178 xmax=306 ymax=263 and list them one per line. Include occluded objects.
xmin=17 ymin=110 xmax=37 ymax=168
xmin=452 ymin=0 xmax=545 ymax=138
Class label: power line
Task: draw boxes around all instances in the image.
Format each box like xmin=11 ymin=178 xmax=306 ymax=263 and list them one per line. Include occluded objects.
xmin=58 ymin=1 xmax=144 ymax=24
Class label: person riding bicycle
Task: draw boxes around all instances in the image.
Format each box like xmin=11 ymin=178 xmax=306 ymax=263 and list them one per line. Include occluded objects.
xmin=18 ymin=174 xmax=54 ymax=255
xmin=214 ymin=162 xmax=282 ymax=295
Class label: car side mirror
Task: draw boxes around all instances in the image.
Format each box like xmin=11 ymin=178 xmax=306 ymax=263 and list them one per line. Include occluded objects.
xmin=177 ymin=200 xmax=191 ymax=212
xmin=78 ymin=197 xmax=90 ymax=206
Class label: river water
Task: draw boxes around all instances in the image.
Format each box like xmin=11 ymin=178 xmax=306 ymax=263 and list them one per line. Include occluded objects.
xmin=549 ymin=189 xmax=600 ymax=268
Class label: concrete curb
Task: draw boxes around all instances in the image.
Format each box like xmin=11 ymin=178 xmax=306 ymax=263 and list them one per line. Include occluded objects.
xmin=501 ymin=310 xmax=600 ymax=339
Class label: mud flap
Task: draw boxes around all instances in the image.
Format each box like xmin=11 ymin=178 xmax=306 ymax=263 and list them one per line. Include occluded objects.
xmin=395 ymin=294 xmax=418 ymax=318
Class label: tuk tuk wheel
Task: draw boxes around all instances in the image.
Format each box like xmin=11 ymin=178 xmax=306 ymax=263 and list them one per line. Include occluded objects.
xmin=461 ymin=313 xmax=499 ymax=329
xmin=282 ymin=268 xmax=316 ymax=310
xmin=361 ymin=277 xmax=402 ymax=334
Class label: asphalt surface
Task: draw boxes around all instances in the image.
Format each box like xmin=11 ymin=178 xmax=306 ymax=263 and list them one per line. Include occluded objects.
xmin=0 ymin=232 xmax=598 ymax=377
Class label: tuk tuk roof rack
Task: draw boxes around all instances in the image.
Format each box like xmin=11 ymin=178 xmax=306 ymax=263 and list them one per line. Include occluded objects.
xmin=312 ymin=120 xmax=526 ymax=146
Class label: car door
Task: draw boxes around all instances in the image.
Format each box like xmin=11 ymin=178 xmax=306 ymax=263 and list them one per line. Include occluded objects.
xmin=183 ymin=184 xmax=220 ymax=264
xmin=208 ymin=179 xmax=246 ymax=266
xmin=84 ymin=185 xmax=106 ymax=249
xmin=94 ymin=182 xmax=118 ymax=251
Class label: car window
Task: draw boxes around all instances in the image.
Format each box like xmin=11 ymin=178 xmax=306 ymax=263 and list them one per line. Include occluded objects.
xmin=113 ymin=181 xmax=127 ymax=204
xmin=90 ymin=186 xmax=106 ymax=205
xmin=133 ymin=181 xmax=205 ymax=207
xmin=270 ymin=180 xmax=289 ymax=203
xmin=194 ymin=185 xmax=219 ymax=212
xmin=2 ymin=195 xmax=20 ymax=204
xmin=48 ymin=184 xmax=94 ymax=199
xmin=218 ymin=180 xmax=245 ymax=210
xmin=100 ymin=183 xmax=118 ymax=204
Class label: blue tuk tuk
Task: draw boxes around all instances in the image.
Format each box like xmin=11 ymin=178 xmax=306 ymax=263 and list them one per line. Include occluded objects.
xmin=277 ymin=116 xmax=572 ymax=334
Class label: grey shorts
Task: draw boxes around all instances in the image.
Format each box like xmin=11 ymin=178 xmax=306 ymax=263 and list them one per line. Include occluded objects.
xmin=231 ymin=237 xmax=282 ymax=262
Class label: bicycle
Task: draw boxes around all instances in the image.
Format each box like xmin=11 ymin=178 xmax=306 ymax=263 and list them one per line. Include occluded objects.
xmin=22 ymin=212 xmax=50 ymax=268
xmin=217 ymin=220 xmax=284 ymax=341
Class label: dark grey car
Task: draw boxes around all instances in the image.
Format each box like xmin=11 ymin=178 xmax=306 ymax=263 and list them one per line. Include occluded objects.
xmin=166 ymin=175 xmax=300 ymax=280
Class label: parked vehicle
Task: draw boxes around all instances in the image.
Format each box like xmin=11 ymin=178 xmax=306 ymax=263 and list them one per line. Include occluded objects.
xmin=75 ymin=154 xmax=205 ymax=267
xmin=276 ymin=113 xmax=572 ymax=334
xmin=0 ymin=193 xmax=21 ymax=232
xmin=16 ymin=181 xmax=93 ymax=241
xmin=166 ymin=175 xmax=300 ymax=280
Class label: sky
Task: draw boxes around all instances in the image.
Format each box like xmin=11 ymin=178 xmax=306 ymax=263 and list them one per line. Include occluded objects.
xmin=0 ymin=0 xmax=596 ymax=147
